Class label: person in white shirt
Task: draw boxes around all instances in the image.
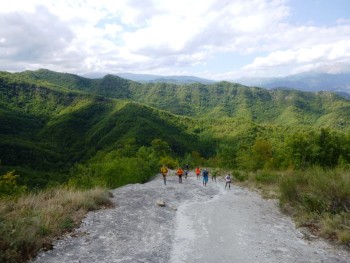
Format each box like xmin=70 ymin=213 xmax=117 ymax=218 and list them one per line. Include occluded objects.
xmin=225 ymin=174 xmax=231 ymax=189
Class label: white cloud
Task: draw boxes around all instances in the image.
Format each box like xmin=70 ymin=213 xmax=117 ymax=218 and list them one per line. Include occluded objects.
xmin=0 ymin=0 xmax=349 ymax=78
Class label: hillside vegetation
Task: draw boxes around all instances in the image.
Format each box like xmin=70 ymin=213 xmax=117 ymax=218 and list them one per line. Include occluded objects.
xmin=8 ymin=69 xmax=350 ymax=127
xmin=2 ymin=69 xmax=350 ymax=178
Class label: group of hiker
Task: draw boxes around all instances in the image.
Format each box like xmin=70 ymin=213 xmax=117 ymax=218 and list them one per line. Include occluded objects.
xmin=160 ymin=164 xmax=231 ymax=189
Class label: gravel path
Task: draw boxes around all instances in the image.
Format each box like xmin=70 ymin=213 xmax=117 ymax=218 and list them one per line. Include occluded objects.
xmin=32 ymin=172 xmax=350 ymax=263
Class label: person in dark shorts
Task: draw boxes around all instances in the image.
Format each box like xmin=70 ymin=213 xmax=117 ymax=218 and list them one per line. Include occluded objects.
xmin=202 ymin=169 xmax=209 ymax=186
xmin=225 ymin=174 xmax=231 ymax=189
xmin=176 ymin=167 xmax=184 ymax=183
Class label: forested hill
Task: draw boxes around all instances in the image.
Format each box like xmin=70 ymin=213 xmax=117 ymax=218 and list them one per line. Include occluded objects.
xmin=0 ymin=72 xmax=201 ymax=187
xmin=4 ymin=69 xmax=350 ymax=129
xmin=2 ymin=69 xmax=350 ymax=188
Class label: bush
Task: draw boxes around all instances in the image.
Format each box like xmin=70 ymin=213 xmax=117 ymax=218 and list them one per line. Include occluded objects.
xmin=232 ymin=171 xmax=248 ymax=182
xmin=255 ymin=171 xmax=280 ymax=184
xmin=0 ymin=171 xmax=27 ymax=197
xmin=159 ymin=156 xmax=179 ymax=169
xmin=279 ymin=167 xmax=350 ymax=245
xmin=279 ymin=171 xmax=308 ymax=205
xmin=68 ymin=147 xmax=159 ymax=190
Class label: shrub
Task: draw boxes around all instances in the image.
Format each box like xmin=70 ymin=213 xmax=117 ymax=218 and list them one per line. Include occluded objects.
xmin=159 ymin=156 xmax=178 ymax=169
xmin=68 ymin=147 xmax=158 ymax=190
xmin=0 ymin=171 xmax=27 ymax=197
xmin=232 ymin=171 xmax=248 ymax=182
xmin=279 ymin=167 xmax=350 ymax=245
xmin=255 ymin=171 xmax=280 ymax=184
xmin=279 ymin=170 xmax=310 ymax=205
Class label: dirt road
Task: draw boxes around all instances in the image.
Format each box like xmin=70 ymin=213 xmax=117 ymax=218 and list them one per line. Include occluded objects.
xmin=33 ymin=172 xmax=350 ymax=263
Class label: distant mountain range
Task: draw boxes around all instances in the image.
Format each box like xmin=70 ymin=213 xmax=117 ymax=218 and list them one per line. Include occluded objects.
xmin=234 ymin=72 xmax=350 ymax=96
xmin=81 ymin=71 xmax=350 ymax=97
xmin=82 ymin=72 xmax=215 ymax=85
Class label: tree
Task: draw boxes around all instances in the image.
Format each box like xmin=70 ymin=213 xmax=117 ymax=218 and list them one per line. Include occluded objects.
xmin=150 ymin=139 xmax=172 ymax=157
xmin=316 ymin=128 xmax=341 ymax=168
xmin=0 ymin=171 xmax=27 ymax=197
xmin=252 ymin=139 xmax=273 ymax=170
xmin=286 ymin=132 xmax=314 ymax=169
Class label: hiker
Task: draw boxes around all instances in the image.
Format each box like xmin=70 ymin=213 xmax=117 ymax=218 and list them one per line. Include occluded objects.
xmin=225 ymin=174 xmax=231 ymax=189
xmin=160 ymin=165 xmax=168 ymax=185
xmin=202 ymin=168 xmax=209 ymax=186
xmin=195 ymin=167 xmax=201 ymax=180
xmin=212 ymin=168 xmax=218 ymax=182
xmin=184 ymin=164 xmax=189 ymax=179
xmin=176 ymin=167 xmax=184 ymax=183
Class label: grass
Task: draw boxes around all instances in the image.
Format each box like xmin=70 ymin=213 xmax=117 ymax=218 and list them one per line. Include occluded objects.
xmin=278 ymin=167 xmax=350 ymax=247
xmin=0 ymin=187 xmax=112 ymax=263
xmin=229 ymin=167 xmax=350 ymax=247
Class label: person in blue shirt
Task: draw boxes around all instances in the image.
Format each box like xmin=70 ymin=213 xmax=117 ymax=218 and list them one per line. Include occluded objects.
xmin=202 ymin=169 xmax=209 ymax=186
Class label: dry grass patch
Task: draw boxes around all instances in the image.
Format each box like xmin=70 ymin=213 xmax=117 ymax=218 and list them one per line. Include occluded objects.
xmin=0 ymin=187 xmax=112 ymax=263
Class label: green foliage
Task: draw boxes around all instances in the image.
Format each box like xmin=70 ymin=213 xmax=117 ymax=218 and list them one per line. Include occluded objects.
xmin=159 ymin=156 xmax=179 ymax=169
xmin=151 ymin=139 xmax=172 ymax=157
xmin=279 ymin=168 xmax=350 ymax=214
xmin=68 ymin=146 xmax=158 ymax=189
xmin=255 ymin=170 xmax=280 ymax=184
xmin=232 ymin=170 xmax=248 ymax=182
xmin=0 ymin=171 xmax=27 ymax=197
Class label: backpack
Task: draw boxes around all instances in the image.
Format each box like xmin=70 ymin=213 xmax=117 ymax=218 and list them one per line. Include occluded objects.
xmin=161 ymin=167 xmax=168 ymax=174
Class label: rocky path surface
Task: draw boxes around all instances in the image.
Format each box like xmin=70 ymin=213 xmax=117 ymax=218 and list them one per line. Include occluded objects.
xmin=33 ymin=172 xmax=350 ymax=263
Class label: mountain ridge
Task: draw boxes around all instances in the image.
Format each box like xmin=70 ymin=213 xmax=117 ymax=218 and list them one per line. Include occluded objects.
xmin=81 ymin=71 xmax=216 ymax=84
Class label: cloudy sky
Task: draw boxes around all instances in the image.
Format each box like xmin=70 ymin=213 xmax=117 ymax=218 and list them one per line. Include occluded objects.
xmin=0 ymin=0 xmax=349 ymax=80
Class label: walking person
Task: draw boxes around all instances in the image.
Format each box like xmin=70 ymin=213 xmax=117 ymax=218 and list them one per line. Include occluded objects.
xmin=195 ymin=167 xmax=201 ymax=180
xmin=184 ymin=164 xmax=189 ymax=179
xmin=212 ymin=168 xmax=218 ymax=182
xmin=202 ymin=168 xmax=209 ymax=186
xmin=225 ymin=174 xmax=231 ymax=189
xmin=176 ymin=167 xmax=184 ymax=183
xmin=160 ymin=164 xmax=168 ymax=185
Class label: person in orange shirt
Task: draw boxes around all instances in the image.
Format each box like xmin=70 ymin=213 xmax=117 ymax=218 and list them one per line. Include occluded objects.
xmin=195 ymin=167 xmax=201 ymax=180
xmin=176 ymin=167 xmax=184 ymax=183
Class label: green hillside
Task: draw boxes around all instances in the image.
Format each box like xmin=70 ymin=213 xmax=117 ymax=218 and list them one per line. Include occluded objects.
xmin=0 ymin=74 xmax=204 ymax=187
xmin=1 ymin=69 xmax=350 ymax=188
xmin=10 ymin=69 xmax=350 ymax=129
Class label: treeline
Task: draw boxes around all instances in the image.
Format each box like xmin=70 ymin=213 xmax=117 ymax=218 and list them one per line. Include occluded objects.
xmin=216 ymin=127 xmax=350 ymax=171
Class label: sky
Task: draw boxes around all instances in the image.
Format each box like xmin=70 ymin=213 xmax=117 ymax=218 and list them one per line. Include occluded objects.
xmin=0 ymin=0 xmax=350 ymax=80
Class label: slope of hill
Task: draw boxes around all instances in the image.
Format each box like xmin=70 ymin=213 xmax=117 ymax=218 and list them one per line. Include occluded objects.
xmin=0 ymin=73 xmax=202 ymax=187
